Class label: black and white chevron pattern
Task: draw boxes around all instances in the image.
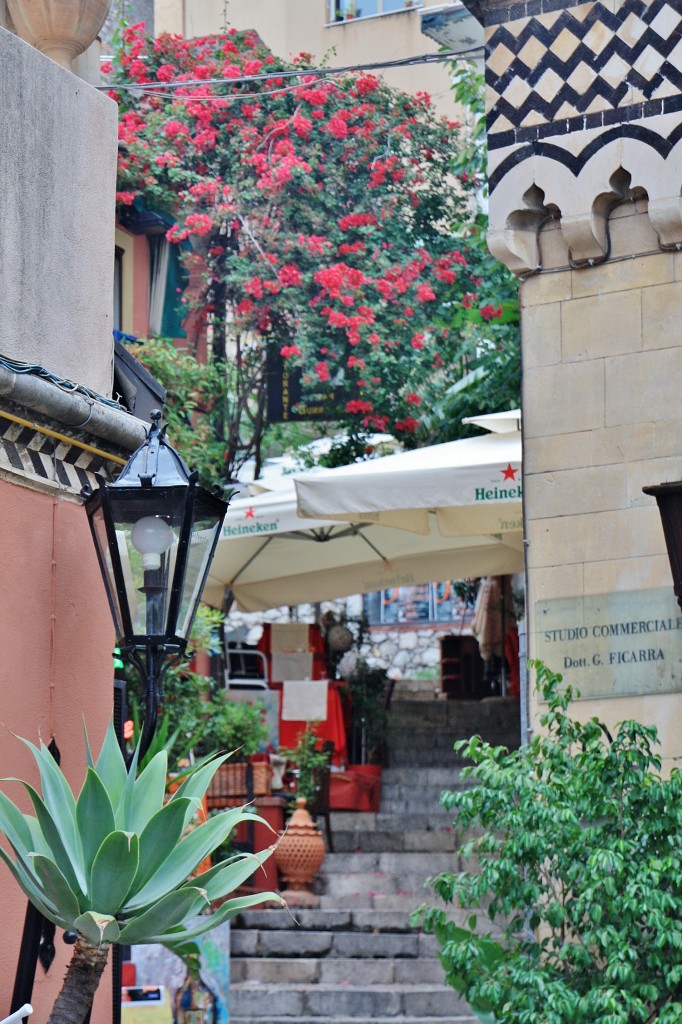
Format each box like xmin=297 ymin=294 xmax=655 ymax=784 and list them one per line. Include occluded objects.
xmin=487 ymin=0 xmax=682 ymax=150
xmin=0 ymin=417 xmax=114 ymax=493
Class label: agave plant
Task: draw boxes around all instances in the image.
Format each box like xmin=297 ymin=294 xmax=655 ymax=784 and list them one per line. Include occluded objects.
xmin=0 ymin=723 xmax=283 ymax=1024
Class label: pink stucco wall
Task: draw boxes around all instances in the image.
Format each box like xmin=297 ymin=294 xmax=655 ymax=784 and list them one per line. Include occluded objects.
xmin=0 ymin=479 xmax=114 ymax=1017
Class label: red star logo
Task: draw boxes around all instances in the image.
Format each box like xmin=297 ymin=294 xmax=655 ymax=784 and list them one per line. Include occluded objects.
xmin=501 ymin=463 xmax=518 ymax=481
xmin=244 ymin=507 xmax=256 ymax=519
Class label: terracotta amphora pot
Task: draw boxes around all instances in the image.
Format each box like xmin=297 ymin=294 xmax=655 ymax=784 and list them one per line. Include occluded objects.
xmin=7 ymin=0 xmax=112 ymax=69
xmin=274 ymin=797 xmax=325 ymax=907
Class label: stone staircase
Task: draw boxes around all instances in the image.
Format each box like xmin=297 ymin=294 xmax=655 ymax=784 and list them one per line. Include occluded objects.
xmin=229 ymin=693 xmax=520 ymax=1024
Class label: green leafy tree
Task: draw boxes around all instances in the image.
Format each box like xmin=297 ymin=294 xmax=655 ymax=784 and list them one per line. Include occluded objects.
xmin=414 ymin=662 xmax=682 ymax=1024
xmin=0 ymin=723 xmax=282 ymax=1023
xmin=128 ymin=336 xmax=229 ymax=488
xmin=421 ymin=60 xmax=520 ymax=443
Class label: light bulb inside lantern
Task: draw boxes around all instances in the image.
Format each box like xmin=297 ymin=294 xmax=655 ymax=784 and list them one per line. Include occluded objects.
xmin=131 ymin=516 xmax=174 ymax=570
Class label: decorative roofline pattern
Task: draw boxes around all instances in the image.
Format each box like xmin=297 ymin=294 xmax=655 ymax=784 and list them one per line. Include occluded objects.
xmin=484 ymin=0 xmax=682 ymax=273
xmin=0 ymin=405 xmax=118 ymax=498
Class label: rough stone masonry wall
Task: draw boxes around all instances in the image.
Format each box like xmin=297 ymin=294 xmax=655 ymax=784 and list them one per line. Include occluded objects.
xmin=473 ymin=0 xmax=682 ymax=765
xmin=226 ymin=597 xmax=455 ymax=684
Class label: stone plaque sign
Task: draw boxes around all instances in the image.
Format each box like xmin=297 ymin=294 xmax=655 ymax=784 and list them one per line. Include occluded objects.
xmin=534 ymin=588 xmax=682 ymax=700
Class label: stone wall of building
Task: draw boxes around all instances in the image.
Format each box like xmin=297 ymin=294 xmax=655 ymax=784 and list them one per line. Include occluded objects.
xmin=471 ymin=0 xmax=682 ymax=767
xmin=0 ymin=27 xmax=117 ymax=396
xmin=225 ymin=598 xmax=466 ymax=685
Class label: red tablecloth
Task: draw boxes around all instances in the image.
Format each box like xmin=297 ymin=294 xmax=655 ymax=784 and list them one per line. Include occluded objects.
xmin=270 ymin=680 xmax=348 ymax=766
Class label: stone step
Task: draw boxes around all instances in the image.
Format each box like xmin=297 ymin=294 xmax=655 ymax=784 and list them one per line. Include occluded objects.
xmin=388 ymin=748 xmax=466 ymax=767
xmin=330 ymin=811 xmax=455 ymax=832
xmin=229 ymin=983 xmax=472 ymax=1020
xmin=236 ymin=909 xmax=422 ymax=932
xmin=230 ymin=1015 xmax=478 ymax=1024
xmin=318 ymin=893 xmax=441 ymax=913
xmin=317 ymin=873 xmax=441 ymax=899
xmin=332 ymin=829 xmax=455 ymax=853
xmin=320 ymin=851 xmax=454 ymax=875
xmin=393 ymin=677 xmax=443 ymax=700
xmin=389 ymin=695 xmax=519 ymax=725
xmin=231 ymin=928 xmax=440 ymax=960
xmin=385 ymin=737 xmax=465 ymax=757
xmin=377 ymin=799 xmax=454 ymax=816
xmin=381 ymin=767 xmax=467 ymax=786
xmin=231 ymin=956 xmax=447 ymax=985
xmin=378 ymin=782 xmax=458 ymax=798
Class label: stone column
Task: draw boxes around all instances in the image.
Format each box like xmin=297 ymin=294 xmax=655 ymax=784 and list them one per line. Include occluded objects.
xmin=470 ymin=0 xmax=682 ymax=762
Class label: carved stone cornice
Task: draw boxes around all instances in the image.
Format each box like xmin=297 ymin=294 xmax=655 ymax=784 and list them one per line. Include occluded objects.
xmin=481 ymin=0 xmax=682 ymax=273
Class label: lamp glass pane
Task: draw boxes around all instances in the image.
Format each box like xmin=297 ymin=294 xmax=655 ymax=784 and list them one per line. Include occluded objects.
xmin=107 ymin=487 xmax=187 ymax=641
xmin=90 ymin=502 xmax=126 ymax=640
xmin=176 ymin=495 xmax=223 ymax=639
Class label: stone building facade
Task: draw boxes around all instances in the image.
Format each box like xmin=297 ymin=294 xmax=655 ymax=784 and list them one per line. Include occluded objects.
xmin=469 ymin=0 xmax=682 ymax=767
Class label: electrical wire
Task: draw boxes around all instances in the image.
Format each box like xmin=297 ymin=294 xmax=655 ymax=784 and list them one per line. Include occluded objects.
xmin=97 ymin=46 xmax=484 ymax=96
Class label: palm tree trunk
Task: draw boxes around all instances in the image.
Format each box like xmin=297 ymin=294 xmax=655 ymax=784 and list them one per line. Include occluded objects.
xmin=47 ymin=937 xmax=110 ymax=1024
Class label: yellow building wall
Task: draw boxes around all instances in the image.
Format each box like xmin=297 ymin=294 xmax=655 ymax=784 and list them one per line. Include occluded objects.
xmin=154 ymin=0 xmax=463 ymax=117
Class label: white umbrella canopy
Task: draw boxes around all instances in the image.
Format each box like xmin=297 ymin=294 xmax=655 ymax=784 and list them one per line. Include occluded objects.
xmin=462 ymin=409 xmax=521 ymax=433
xmin=294 ymin=429 xmax=523 ymax=539
xmin=203 ymin=483 xmax=523 ymax=613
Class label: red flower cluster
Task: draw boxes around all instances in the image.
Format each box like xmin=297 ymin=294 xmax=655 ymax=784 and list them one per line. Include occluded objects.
xmin=346 ymin=399 xmax=374 ymax=415
xmin=109 ymin=23 xmax=506 ymax=458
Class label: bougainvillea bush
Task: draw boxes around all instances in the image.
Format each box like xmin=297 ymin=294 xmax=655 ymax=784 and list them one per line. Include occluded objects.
xmin=108 ymin=25 xmax=515 ymax=481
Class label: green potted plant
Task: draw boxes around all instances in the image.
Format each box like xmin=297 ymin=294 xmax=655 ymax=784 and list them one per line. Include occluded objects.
xmin=280 ymin=724 xmax=331 ymax=809
xmin=206 ymin=693 xmax=270 ymax=756
xmin=0 ymin=723 xmax=282 ymax=1022
xmin=204 ymin=695 xmax=272 ymax=807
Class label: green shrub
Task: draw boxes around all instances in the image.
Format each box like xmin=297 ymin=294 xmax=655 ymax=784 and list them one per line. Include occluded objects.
xmin=413 ymin=662 xmax=682 ymax=1024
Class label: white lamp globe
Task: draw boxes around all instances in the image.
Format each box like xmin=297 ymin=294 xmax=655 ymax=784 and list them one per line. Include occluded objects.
xmin=131 ymin=516 xmax=174 ymax=570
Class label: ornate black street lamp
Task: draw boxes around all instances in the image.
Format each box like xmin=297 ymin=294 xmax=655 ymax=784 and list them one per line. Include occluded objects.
xmin=643 ymin=481 xmax=682 ymax=612
xmin=83 ymin=410 xmax=228 ymax=756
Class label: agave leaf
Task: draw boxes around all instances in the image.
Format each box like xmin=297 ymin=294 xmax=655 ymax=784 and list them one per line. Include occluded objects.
xmin=93 ymin=721 xmax=128 ymax=813
xmin=128 ymin=749 xmax=168 ymax=835
xmin=155 ymin=889 xmax=284 ymax=944
xmin=21 ymin=739 xmax=83 ymax=883
xmin=118 ymin=886 xmax=209 ymax=945
xmin=131 ymin=797 xmax=194 ymax=897
xmin=74 ymin=910 xmax=120 ymax=945
xmin=114 ymin=740 xmax=141 ymax=830
xmin=30 ymin=853 xmax=82 ymax=925
xmin=84 ymin=718 xmax=95 ymax=770
xmin=0 ymin=794 xmax=57 ymax=887
xmin=22 ymin=782 xmax=87 ymax=897
xmin=0 ymin=790 xmax=34 ymax=852
xmin=0 ymin=847 xmax=66 ymax=927
xmin=167 ymin=752 xmax=230 ymax=829
xmin=24 ymin=815 xmax=53 ymax=860
xmin=0 ymin=793 xmax=44 ymax=873
xmin=76 ymin=767 xmax=116 ymax=871
xmin=126 ymin=808 xmax=265 ymax=910
xmin=193 ymin=846 xmax=278 ymax=904
xmin=161 ymin=937 xmax=201 ymax=977
xmin=89 ymin=831 xmax=140 ymax=916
